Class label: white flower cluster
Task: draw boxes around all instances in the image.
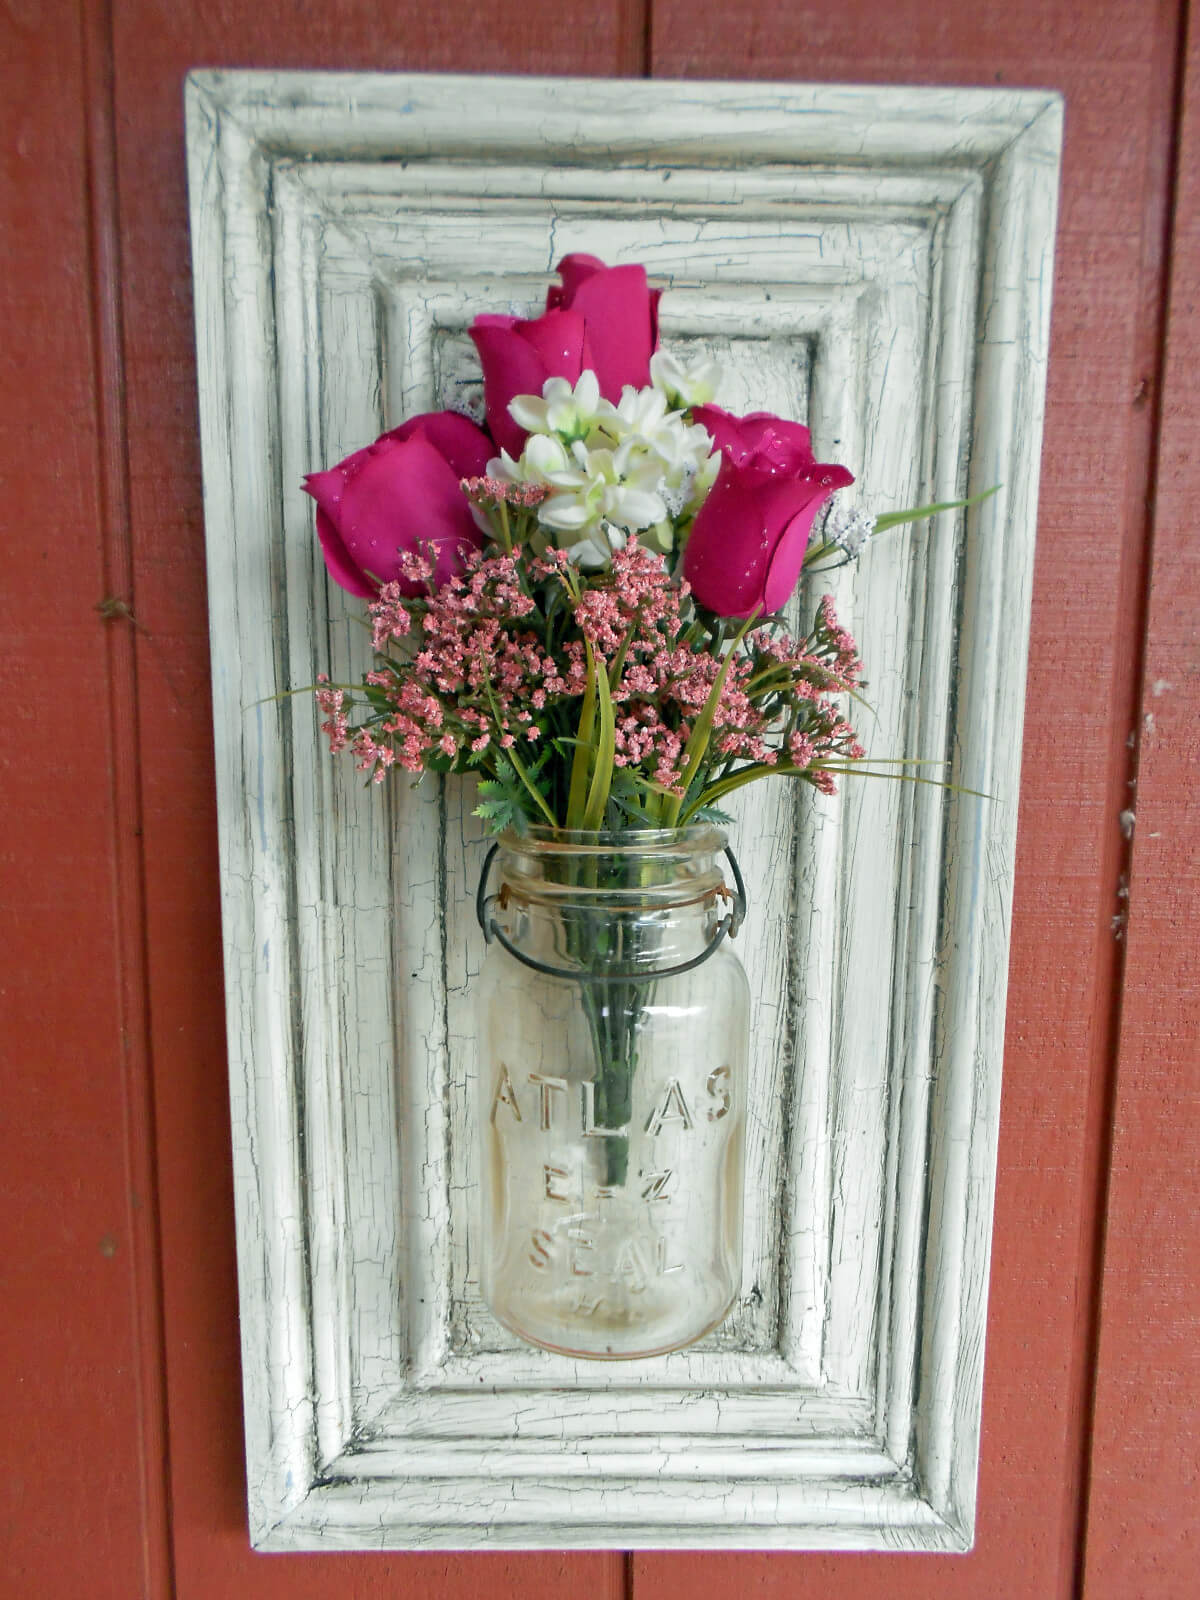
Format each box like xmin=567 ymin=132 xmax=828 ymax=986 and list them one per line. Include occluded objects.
xmin=823 ymin=499 xmax=877 ymax=559
xmin=487 ymin=355 xmax=722 ymax=569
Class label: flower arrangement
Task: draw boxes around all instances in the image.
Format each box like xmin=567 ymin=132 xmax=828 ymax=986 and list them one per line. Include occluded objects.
xmin=301 ymin=256 xmax=979 ymax=1354
xmin=303 ymin=254 xmax=917 ymax=833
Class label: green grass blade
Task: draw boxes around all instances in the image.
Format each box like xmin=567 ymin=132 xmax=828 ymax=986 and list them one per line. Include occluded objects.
xmin=873 ymin=484 xmax=1000 ymax=532
xmin=813 ymin=764 xmax=992 ymax=799
xmin=680 ymin=759 xmax=788 ymax=821
xmin=581 ymin=640 xmax=616 ymax=830
xmin=565 ymin=647 xmax=598 ymax=830
xmin=663 ymin=613 xmax=757 ymax=827
xmin=679 ymin=754 xmax=985 ymax=822
xmin=484 ymin=680 xmax=559 ymax=827
xmin=506 ymin=745 xmax=560 ymax=827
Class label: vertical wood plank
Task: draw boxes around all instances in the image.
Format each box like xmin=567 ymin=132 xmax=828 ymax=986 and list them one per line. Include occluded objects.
xmin=636 ymin=1 xmax=1183 ymax=1596
xmin=109 ymin=1 xmax=637 ymax=1593
xmin=0 ymin=1 xmax=169 ymax=1594
xmin=1082 ymin=3 xmax=1200 ymax=1593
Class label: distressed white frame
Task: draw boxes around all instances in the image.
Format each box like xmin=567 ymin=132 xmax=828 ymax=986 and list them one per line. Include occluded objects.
xmin=185 ymin=70 xmax=1061 ymax=1551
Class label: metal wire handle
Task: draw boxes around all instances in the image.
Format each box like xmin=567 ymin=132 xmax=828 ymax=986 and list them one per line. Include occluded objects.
xmin=474 ymin=840 xmax=747 ymax=985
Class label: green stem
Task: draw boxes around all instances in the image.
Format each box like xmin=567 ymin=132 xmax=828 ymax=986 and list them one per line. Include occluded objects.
xmin=581 ymin=640 xmax=616 ymax=830
xmin=506 ymin=744 xmax=559 ymax=827
xmin=662 ymin=612 xmax=759 ymax=827
xmin=483 ymin=678 xmax=558 ymax=827
xmin=496 ymin=499 xmax=514 ymax=554
xmin=565 ymin=655 xmax=597 ymax=830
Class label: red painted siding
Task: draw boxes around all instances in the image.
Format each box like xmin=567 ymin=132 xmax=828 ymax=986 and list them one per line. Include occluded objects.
xmin=1 ymin=1 xmax=1194 ymax=1595
xmin=0 ymin=1 xmax=168 ymax=1594
xmin=1082 ymin=3 xmax=1200 ymax=1592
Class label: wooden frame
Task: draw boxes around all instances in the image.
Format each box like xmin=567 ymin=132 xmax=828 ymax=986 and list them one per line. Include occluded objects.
xmin=184 ymin=70 xmax=1061 ymax=1551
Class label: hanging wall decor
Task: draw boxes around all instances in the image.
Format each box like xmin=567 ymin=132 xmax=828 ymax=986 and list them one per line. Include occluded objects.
xmin=186 ymin=70 xmax=1061 ymax=1550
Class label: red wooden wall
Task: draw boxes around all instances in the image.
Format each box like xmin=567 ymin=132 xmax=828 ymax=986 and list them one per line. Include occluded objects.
xmin=2 ymin=1 xmax=1195 ymax=1595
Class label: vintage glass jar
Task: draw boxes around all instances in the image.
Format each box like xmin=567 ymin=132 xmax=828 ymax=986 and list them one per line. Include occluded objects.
xmin=475 ymin=826 xmax=749 ymax=1359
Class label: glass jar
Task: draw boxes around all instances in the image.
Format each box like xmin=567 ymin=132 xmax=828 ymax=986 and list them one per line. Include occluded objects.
xmin=475 ymin=827 xmax=749 ymax=1359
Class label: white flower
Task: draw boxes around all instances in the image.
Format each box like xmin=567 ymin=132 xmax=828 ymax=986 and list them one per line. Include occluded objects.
xmin=649 ymin=349 xmax=723 ymax=409
xmin=537 ymin=441 xmax=668 ymax=537
xmin=824 ymin=499 xmax=877 ymax=559
xmin=659 ymin=464 xmax=697 ymax=520
xmin=605 ymin=389 xmax=721 ymax=521
xmin=486 ymin=433 xmax=573 ymax=488
xmin=493 ymin=374 xmax=721 ymax=567
xmin=656 ymin=420 xmax=721 ymax=515
xmin=608 ymin=383 xmax=672 ymax=439
xmin=485 ymin=447 xmax=522 ymax=484
xmin=507 ymin=372 xmax=615 ymax=441
xmin=522 ymin=433 xmax=574 ymax=480
xmin=566 ymin=521 xmax=627 ymax=571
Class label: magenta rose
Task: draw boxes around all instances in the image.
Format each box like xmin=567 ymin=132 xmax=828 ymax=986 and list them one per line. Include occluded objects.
xmin=303 ymin=411 xmax=492 ymax=598
xmin=469 ymin=254 xmax=662 ymax=457
xmin=682 ymin=406 xmax=854 ymax=619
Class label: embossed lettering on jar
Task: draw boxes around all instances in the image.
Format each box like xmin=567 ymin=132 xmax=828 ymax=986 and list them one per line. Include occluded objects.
xmin=476 ymin=827 xmax=750 ymax=1359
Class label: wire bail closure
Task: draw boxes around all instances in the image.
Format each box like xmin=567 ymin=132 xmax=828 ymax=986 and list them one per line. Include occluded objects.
xmin=474 ymin=840 xmax=747 ymax=985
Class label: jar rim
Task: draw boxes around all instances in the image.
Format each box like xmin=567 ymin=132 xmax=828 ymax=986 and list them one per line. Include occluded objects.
xmin=499 ymin=824 xmax=725 ymax=857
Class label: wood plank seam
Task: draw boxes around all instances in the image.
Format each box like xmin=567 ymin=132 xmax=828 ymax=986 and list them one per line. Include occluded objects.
xmin=624 ymin=0 xmax=652 ymax=76
xmin=1072 ymin=0 xmax=1196 ymax=1595
xmin=79 ymin=0 xmax=177 ymax=1592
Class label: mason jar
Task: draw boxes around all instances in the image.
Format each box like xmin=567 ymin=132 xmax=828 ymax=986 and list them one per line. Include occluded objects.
xmin=475 ymin=827 xmax=750 ymax=1359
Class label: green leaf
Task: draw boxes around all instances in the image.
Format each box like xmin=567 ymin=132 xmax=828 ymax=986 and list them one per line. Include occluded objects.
xmin=607 ymin=619 xmax=638 ymax=691
xmin=565 ymin=647 xmax=598 ymax=830
xmin=482 ymin=682 xmax=558 ymax=828
xmin=679 ymin=758 xmax=803 ymax=822
xmin=690 ymin=802 xmax=737 ymax=826
xmin=506 ymin=745 xmax=559 ymax=828
xmin=473 ymin=753 xmax=548 ymax=834
xmin=873 ymin=484 xmax=1000 ymax=532
xmin=663 ymin=612 xmax=758 ymax=827
xmin=604 ymin=772 xmax=648 ymax=827
xmin=582 ymin=639 xmax=616 ymax=831
xmin=473 ymin=792 xmax=525 ymax=834
xmin=809 ymin=764 xmax=992 ymax=799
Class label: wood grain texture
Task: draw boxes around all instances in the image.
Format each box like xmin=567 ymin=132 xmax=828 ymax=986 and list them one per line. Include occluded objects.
xmin=1082 ymin=4 xmax=1200 ymax=1593
xmin=634 ymin=0 xmax=1186 ymax=1596
xmin=0 ymin=1 xmax=167 ymax=1594
xmin=106 ymin=2 xmax=632 ymax=1594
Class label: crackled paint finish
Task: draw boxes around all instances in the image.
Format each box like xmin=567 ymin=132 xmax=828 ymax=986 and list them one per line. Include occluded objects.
xmin=184 ymin=69 xmax=1062 ymax=1552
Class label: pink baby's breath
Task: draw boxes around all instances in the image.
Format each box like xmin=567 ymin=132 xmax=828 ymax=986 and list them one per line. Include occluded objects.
xmin=371 ymin=582 xmax=413 ymax=649
xmin=815 ymin=594 xmax=864 ymax=686
xmin=311 ymin=528 xmax=868 ymax=821
xmin=460 ymin=475 xmax=551 ymax=508
xmin=315 ymin=675 xmax=351 ymax=755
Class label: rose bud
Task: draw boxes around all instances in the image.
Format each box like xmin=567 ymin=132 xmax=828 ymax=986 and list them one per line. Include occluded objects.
xmin=682 ymin=406 xmax=854 ymax=618
xmin=303 ymin=411 xmax=492 ymax=598
xmin=470 ymin=254 xmax=661 ymax=457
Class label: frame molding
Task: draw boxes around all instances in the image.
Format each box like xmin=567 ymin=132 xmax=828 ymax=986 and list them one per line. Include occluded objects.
xmin=185 ymin=70 xmax=1061 ymax=1550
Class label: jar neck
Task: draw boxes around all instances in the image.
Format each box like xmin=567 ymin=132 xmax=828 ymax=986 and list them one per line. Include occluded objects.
xmin=494 ymin=828 xmax=730 ymax=975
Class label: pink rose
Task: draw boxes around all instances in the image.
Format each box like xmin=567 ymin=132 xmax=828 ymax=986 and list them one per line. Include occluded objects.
xmin=470 ymin=254 xmax=662 ymax=456
xmin=303 ymin=411 xmax=492 ymax=598
xmin=682 ymin=406 xmax=854 ymax=618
